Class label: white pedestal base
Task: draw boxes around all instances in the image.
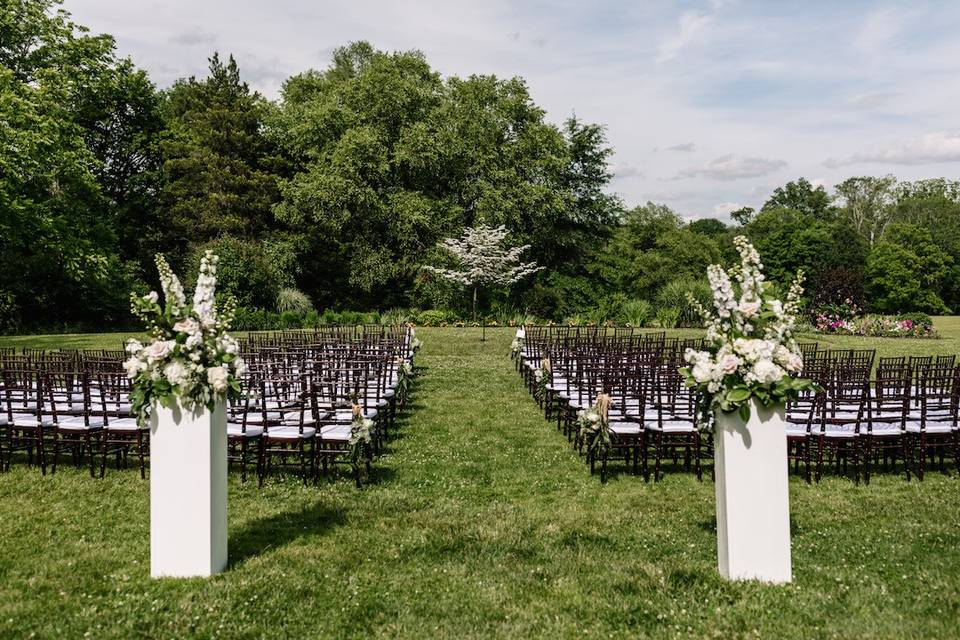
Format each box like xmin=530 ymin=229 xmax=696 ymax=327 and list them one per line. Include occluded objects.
xmin=714 ymin=399 xmax=792 ymax=583
xmin=150 ymin=399 xmax=227 ymax=578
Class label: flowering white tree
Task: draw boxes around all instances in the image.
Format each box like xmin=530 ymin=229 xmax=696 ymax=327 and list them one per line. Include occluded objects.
xmin=422 ymin=224 xmax=542 ymax=321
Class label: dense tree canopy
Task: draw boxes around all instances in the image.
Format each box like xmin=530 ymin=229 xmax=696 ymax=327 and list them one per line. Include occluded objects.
xmin=2 ymin=1 xmax=959 ymax=331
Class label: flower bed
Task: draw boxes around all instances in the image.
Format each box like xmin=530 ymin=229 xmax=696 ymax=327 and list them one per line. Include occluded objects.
xmin=812 ymin=312 xmax=937 ymax=338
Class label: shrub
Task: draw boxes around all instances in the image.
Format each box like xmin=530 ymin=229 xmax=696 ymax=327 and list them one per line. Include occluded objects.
xmin=655 ymin=307 xmax=681 ymax=329
xmin=276 ymin=287 xmax=313 ymax=314
xmin=415 ymin=309 xmax=458 ymax=326
xmin=188 ymin=237 xmax=283 ymax=310
xmin=619 ymin=299 xmax=654 ymax=327
xmin=657 ymin=279 xmax=711 ymax=327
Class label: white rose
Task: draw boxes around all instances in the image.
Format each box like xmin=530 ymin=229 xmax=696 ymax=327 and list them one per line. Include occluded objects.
xmin=173 ymin=318 xmax=199 ymax=334
xmin=163 ymin=361 xmax=188 ymax=386
xmin=719 ymin=353 xmax=740 ymax=375
xmin=738 ymin=301 xmax=761 ymax=318
xmin=146 ymin=340 xmax=172 ymax=361
xmin=207 ymin=366 xmax=229 ymax=393
xmin=125 ymin=339 xmax=143 ymax=354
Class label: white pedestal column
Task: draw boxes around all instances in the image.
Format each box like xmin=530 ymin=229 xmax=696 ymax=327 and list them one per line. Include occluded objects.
xmin=714 ymin=398 xmax=792 ymax=583
xmin=150 ymin=399 xmax=227 ymax=578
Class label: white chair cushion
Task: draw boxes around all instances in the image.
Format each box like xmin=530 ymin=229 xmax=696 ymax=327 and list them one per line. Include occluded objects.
xmin=266 ymin=426 xmax=316 ymax=439
xmin=647 ymin=420 xmax=696 ymax=433
xmin=227 ymin=423 xmax=264 ymax=437
xmin=319 ymin=423 xmax=352 ymax=441
xmin=244 ymin=411 xmax=282 ymax=424
xmin=106 ymin=417 xmax=145 ymax=431
xmin=905 ymin=420 xmax=954 ymax=434
xmin=609 ymin=421 xmax=641 ymax=435
xmin=12 ymin=414 xmax=54 ymax=428
xmin=57 ymin=416 xmax=105 ymax=430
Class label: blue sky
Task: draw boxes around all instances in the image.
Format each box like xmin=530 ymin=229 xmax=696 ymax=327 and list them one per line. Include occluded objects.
xmin=65 ymin=0 xmax=960 ymax=219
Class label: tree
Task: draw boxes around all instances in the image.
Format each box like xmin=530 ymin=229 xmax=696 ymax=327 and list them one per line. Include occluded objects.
xmin=834 ymin=175 xmax=896 ymax=246
xmin=0 ymin=0 xmax=135 ymax=328
xmin=162 ymin=53 xmax=282 ymax=257
xmin=422 ymin=224 xmax=542 ymax=321
xmin=864 ymin=223 xmax=952 ymax=314
xmin=762 ymin=177 xmax=834 ymax=218
xmin=729 ymin=206 xmax=756 ymax=226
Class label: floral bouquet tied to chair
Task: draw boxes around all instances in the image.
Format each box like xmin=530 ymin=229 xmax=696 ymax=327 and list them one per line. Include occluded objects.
xmin=680 ymin=236 xmax=818 ymax=584
xmin=126 ymin=250 xmax=244 ymax=578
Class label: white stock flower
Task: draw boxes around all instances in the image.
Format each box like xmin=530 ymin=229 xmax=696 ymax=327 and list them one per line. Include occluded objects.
xmin=125 ymin=339 xmax=143 ymax=354
xmin=738 ymin=301 xmax=761 ymax=318
xmin=144 ymin=291 xmax=159 ymax=304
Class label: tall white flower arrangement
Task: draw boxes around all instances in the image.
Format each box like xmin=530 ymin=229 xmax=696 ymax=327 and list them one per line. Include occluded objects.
xmin=681 ymin=236 xmax=818 ymax=423
xmin=126 ymin=251 xmax=245 ymax=424
xmin=422 ymin=224 xmax=542 ymax=319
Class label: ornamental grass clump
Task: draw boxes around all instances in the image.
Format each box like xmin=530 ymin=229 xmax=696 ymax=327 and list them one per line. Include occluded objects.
xmin=125 ymin=251 xmax=245 ymax=424
xmin=680 ymin=236 xmax=819 ymax=425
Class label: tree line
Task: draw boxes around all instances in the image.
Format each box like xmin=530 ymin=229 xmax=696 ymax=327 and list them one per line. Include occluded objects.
xmin=2 ymin=0 xmax=959 ymax=332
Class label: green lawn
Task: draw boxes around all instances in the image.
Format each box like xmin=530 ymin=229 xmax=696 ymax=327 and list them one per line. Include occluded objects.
xmin=1 ymin=326 xmax=959 ymax=638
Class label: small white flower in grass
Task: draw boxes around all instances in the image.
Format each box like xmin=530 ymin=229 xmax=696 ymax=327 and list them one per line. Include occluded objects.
xmin=207 ymin=366 xmax=229 ymax=393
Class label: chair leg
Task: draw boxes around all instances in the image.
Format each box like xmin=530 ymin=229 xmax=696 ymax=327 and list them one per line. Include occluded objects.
xmin=694 ymin=433 xmax=702 ymax=482
xmin=240 ymin=438 xmax=248 ymax=483
xmin=654 ymin=432 xmax=663 ymax=482
xmin=919 ymin=433 xmax=926 ymax=481
xmin=52 ymin=432 xmax=61 ymax=475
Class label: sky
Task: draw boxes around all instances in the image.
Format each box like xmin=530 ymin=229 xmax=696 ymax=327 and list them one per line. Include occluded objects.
xmin=64 ymin=0 xmax=960 ymax=220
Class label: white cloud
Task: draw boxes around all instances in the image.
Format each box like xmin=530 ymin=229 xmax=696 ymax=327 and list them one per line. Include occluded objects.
xmin=847 ymin=91 xmax=902 ymax=108
xmin=825 ymin=131 xmax=960 ymax=167
xmin=855 ymin=8 xmax=902 ymax=53
xmin=612 ymin=162 xmax=644 ymax=180
xmin=712 ymin=202 xmax=744 ymax=216
xmin=667 ymin=142 xmax=696 ymax=152
xmin=677 ymin=154 xmax=787 ymax=180
xmin=656 ymin=10 xmax=712 ymax=63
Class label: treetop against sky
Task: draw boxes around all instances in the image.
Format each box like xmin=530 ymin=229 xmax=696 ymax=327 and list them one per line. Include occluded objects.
xmin=65 ymin=0 xmax=960 ymax=218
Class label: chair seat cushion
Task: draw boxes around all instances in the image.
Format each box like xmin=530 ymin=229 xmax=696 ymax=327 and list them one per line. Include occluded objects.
xmin=319 ymin=423 xmax=352 ymax=441
xmin=57 ymin=416 xmax=105 ymax=430
xmin=647 ymin=420 xmax=696 ymax=433
xmin=266 ymin=426 xmax=316 ymax=439
xmin=227 ymin=423 xmax=264 ymax=437
xmin=609 ymin=421 xmax=641 ymax=435
xmin=11 ymin=414 xmax=54 ymax=428
xmin=905 ymin=420 xmax=954 ymax=434
xmin=106 ymin=417 xmax=145 ymax=431
xmin=244 ymin=411 xmax=282 ymax=425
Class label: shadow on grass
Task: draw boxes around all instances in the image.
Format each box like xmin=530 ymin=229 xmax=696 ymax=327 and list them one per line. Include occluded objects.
xmin=229 ymin=501 xmax=347 ymax=568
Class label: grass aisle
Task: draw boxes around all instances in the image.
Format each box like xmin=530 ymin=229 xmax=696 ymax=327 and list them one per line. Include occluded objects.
xmin=1 ymin=328 xmax=959 ymax=638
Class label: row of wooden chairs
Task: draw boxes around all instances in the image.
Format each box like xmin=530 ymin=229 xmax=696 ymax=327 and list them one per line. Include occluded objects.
xmin=0 ymin=327 xmax=419 ymax=487
xmin=516 ymin=328 xmax=960 ymax=484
